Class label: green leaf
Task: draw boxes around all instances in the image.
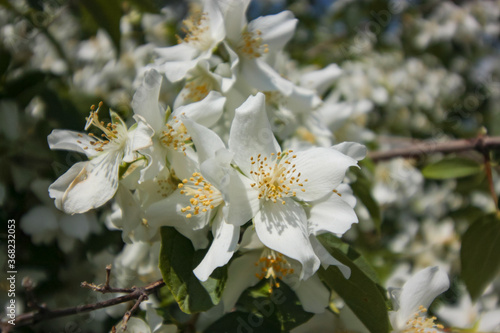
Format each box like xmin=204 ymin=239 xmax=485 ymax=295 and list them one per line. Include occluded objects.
xmin=126 ymin=0 xmax=160 ymax=13
xmin=461 ymin=214 xmax=500 ymax=300
xmin=238 ymin=280 xmax=314 ymax=332
xmin=79 ymin=0 xmax=123 ymax=53
xmin=159 ymin=227 xmax=226 ymax=313
xmin=350 ymin=168 xmax=382 ymax=233
xmin=318 ymin=235 xmax=390 ymax=333
xmin=0 ymin=47 xmax=10 ymax=80
xmin=207 ymin=280 xmax=313 ymax=333
xmin=205 ymin=311 xmax=280 ymax=333
xmin=422 ymin=157 xmax=482 ymax=179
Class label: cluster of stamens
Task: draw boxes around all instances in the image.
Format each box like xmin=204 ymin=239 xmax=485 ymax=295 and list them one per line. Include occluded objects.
xmin=160 ymin=116 xmax=191 ymax=154
xmin=403 ymin=306 xmax=445 ymax=333
xmin=79 ymin=102 xmax=122 ymax=152
xmin=176 ymin=10 xmax=211 ymax=50
xmin=249 ymin=150 xmax=307 ymax=204
xmin=178 ymin=172 xmax=223 ymax=218
xmin=254 ymin=250 xmax=294 ymax=292
xmin=239 ymin=30 xmax=269 ymax=59
xmin=184 ymin=79 xmax=211 ymax=102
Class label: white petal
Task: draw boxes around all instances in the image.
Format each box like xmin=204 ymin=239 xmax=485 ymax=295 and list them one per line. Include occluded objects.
xmin=173 ymin=91 xmax=225 ymax=128
xmin=228 ymin=93 xmax=280 ymax=175
xmin=131 ymin=115 xmax=154 ymax=152
xmin=115 ymin=317 xmax=151 ymax=333
xmin=182 ymin=118 xmax=226 ymax=164
xmin=300 ymin=64 xmax=342 ymax=95
xmin=169 ymin=149 xmax=199 ymax=181
xmin=222 ymin=251 xmax=261 ymax=312
xmin=138 ymin=141 xmax=168 ymax=182
xmin=291 ymin=147 xmax=358 ymax=202
xmin=331 ymin=142 xmax=367 ymax=161
xmin=147 ymin=190 xmax=210 ymax=231
xmin=478 ymin=309 xmax=500 ymax=332
xmin=132 ymin=69 xmax=165 ymax=132
xmin=47 ymin=130 xmax=98 ymax=158
xmin=193 ymin=214 xmax=239 ymax=281
xmin=239 ymin=227 xmax=265 ymax=250
xmin=395 ymin=266 xmax=449 ymax=329
xmin=220 ymin=0 xmax=250 ymax=42
xmin=51 ymin=152 xmax=121 ymax=214
xmin=222 ymin=171 xmax=260 ymax=226
xmin=48 ymin=161 xmax=88 ymax=211
xmin=205 ymin=0 xmax=226 ymax=42
xmin=308 ymin=191 xmax=358 ymax=236
xmin=240 ymin=59 xmax=294 ymax=95
xmin=254 ymin=199 xmax=320 ymax=280
xmin=156 ymin=43 xmax=199 ymax=61
xmin=289 ymin=274 xmax=330 ymax=314
xmin=249 ymin=11 xmax=297 ymax=53
xmin=199 ymin=149 xmax=234 ymax=189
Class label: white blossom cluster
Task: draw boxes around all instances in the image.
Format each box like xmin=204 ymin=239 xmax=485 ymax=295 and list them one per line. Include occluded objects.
xmin=1 ymin=0 xmax=500 ymax=332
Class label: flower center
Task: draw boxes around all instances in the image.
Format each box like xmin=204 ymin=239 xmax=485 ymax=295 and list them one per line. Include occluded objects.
xmin=249 ymin=150 xmax=307 ymax=204
xmin=178 ymin=172 xmax=223 ymax=218
xmin=177 ymin=10 xmax=212 ymax=51
xmin=159 ymin=116 xmax=191 ymax=154
xmin=183 ymin=79 xmax=212 ymax=102
xmin=254 ymin=250 xmax=294 ymax=291
xmin=80 ymin=102 xmax=126 ymax=152
xmin=403 ymin=306 xmax=445 ymax=333
xmin=239 ymin=30 xmax=269 ymax=59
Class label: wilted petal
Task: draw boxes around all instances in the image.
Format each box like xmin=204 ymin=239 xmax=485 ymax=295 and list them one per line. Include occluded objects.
xmin=49 ymin=152 xmax=121 ymax=214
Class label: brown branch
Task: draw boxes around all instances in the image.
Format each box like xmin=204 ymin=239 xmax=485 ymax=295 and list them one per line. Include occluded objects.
xmin=368 ymin=135 xmax=500 ymax=162
xmin=1 ymin=279 xmax=165 ymax=330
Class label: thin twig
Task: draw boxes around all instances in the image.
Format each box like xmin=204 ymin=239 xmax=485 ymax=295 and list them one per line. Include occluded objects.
xmin=1 ymin=279 xmax=165 ymax=330
xmin=368 ymin=135 xmax=500 ymax=162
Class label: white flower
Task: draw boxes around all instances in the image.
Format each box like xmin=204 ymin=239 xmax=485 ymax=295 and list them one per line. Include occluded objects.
xmin=131 ymin=69 xmax=226 ymax=182
xmin=154 ymin=0 xmax=226 ymax=82
xmin=47 ymin=103 xmax=152 ymax=214
xmin=147 ymin=118 xmax=239 ymax=278
xmin=220 ymin=228 xmax=346 ymax=314
xmin=389 ymin=266 xmax=449 ymax=333
xmin=221 ymin=2 xmax=297 ymax=95
xmin=201 ymin=93 xmax=359 ymax=280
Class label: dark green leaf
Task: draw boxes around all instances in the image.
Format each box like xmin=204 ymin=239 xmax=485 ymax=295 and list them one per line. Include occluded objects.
xmin=350 ymin=168 xmax=382 ymax=233
xmin=0 ymin=45 xmax=11 ymax=79
xmin=79 ymin=0 xmax=123 ymax=53
xmin=318 ymin=235 xmax=390 ymax=333
xmin=159 ymin=227 xmax=226 ymax=313
xmin=422 ymin=157 xmax=482 ymax=179
xmin=205 ymin=311 xmax=280 ymax=333
xmin=236 ymin=280 xmax=314 ymax=332
xmin=126 ymin=0 xmax=160 ymax=13
xmin=461 ymin=214 xmax=500 ymax=300
xmin=318 ymin=234 xmax=380 ymax=283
